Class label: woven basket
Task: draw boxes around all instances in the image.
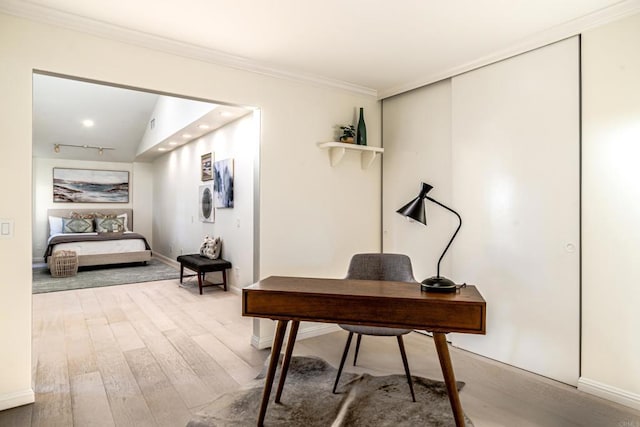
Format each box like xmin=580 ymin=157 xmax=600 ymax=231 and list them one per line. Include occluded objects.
xmin=49 ymin=250 xmax=78 ymax=278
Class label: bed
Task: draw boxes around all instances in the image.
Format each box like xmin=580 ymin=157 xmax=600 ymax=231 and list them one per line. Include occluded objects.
xmin=44 ymin=208 xmax=152 ymax=268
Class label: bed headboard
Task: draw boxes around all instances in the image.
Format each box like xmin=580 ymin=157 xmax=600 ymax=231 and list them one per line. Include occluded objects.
xmin=47 ymin=208 xmax=134 ymax=234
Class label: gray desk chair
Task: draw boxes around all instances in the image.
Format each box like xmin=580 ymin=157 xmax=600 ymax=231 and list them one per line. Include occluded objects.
xmin=332 ymin=253 xmax=417 ymax=402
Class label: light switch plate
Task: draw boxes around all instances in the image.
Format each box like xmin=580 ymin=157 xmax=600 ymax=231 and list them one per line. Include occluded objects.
xmin=0 ymin=219 xmax=14 ymax=239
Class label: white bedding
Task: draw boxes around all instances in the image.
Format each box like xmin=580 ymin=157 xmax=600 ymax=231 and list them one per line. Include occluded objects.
xmin=48 ymin=232 xmax=147 ymax=256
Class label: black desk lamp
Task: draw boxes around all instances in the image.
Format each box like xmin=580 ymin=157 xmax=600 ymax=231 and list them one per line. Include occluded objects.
xmin=397 ymin=182 xmax=462 ymax=293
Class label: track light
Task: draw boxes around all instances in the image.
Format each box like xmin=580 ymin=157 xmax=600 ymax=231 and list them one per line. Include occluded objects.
xmin=53 ymin=143 xmax=115 ymax=155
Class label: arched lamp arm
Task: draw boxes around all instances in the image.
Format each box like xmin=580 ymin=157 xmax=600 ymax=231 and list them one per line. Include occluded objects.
xmin=426 ymin=196 xmax=462 ymax=278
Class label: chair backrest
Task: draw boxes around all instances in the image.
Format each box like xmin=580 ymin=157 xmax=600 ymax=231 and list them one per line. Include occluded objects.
xmin=345 ymin=253 xmax=417 ymax=283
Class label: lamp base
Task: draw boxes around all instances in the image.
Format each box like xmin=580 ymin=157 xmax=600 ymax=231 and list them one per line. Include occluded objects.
xmin=421 ymin=276 xmax=457 ymax=293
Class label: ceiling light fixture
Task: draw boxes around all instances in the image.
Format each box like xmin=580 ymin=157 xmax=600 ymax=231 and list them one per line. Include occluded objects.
xmin=158 ymin=147 xmax=167 ymax=151
xmin=168 ymin=141 xmax=178 ymax=146
xmin=82 ymin=119 xmax=95 ymax=127
xmin=220 ymin=111 xmax=233 ymax=118
xmin=182 ymin=133 xmax=192 ymax=138
xmin=198 ymin=124 xmax=210 ymax=130
xmin=52 ymin=143 xmax=115 ymax=155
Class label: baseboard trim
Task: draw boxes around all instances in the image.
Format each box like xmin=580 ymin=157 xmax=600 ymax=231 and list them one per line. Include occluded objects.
xmin=297 ymin=323 xmax=340 ymax=341
xmin=578 ymin=377 xmax=640 ymax=411
xmin=153 ymin=252 xmax=179 ymax=269
xmin=251 ymin=323 xmax=340 ymax=350
xmin=0 ymin=388 xmax=35 ymax=411
xmin=251 ymin=333 xmax=269 ymax=350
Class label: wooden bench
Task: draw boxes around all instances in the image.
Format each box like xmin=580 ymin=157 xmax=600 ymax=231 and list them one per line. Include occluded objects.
xmin=176 ymin=254 xmax=232 ymax=294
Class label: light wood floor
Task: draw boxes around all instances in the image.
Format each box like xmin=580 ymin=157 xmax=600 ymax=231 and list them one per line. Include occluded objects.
xmin=1 ymin=278 xmax=639 ymax=427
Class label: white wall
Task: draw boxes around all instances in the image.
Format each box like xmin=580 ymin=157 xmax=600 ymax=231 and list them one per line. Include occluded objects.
xmin=0 ymin=12 xmax=380 ymax=410
xmin=132 ymin=162 xmax=154 ymax=247
xmin=31 ymin=158 xmax=154 ymax=260
xmin=581 ymin=13 xmax=640 ymax=409
xmin=152 ymin=112 xmax=258 ymax=289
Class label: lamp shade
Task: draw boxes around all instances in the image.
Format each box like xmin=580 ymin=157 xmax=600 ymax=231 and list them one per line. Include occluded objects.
xmin=396 ymin=182 xmax=433 ymax=225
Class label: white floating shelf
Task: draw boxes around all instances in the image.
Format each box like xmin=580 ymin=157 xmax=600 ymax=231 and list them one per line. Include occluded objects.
xmin=317 ymin=142 xmax=384 ymax=169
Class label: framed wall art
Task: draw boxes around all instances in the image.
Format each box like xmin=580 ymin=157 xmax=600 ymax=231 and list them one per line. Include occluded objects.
xmin=53 ymin=168 xmax=129 ymax=203
xmin=201 ymin=153 xmax=213 ymax=181
xmin=214 ymin=158 xmax=234 ymax=208
xmin=199 ymin=183 xmax=215 ymax=223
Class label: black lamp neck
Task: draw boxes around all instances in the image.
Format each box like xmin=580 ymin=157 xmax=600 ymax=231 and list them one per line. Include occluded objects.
xmin=426 ymin=196 xmax=462 ymax=277
xmin=418 ymin=182 xmax=433 ymax=199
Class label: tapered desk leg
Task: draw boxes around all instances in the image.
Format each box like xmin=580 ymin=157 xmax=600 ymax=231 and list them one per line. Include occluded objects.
xmin=275 ymin=320 xmax=299 ymax=403
xmin=433 ymin=332 xmax=465 ymax=427
xmin=257 ymin=320 xmax=288 ymax=427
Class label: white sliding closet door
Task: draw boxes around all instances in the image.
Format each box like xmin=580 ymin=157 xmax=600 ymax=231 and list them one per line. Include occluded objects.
xmin=450 ymin=37 xmax=580 ymax=385
xmin=382 ymin=81 xmax=454 ymax=281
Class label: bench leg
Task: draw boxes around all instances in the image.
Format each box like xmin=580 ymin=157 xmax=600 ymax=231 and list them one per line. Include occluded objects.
xmin=178 ymin=262 xmax=230 ymax=295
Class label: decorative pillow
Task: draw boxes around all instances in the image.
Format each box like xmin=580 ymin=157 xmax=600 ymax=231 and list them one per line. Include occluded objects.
xmin=70 ymin=212 xmax=96 ymax=219
xmin=200 ymin=235 xmax=222 ymax=259
xmin=48 ymin=216 xmax=64 ymax=236
xmin=62 ymin=217 xmax=94 ymax=233
xmin=118 ymin=213 xmax=130 ymax=231
xmin=95 ymin=217 xmax=125 ymax=233
xmin=94 ymin=212 xmax=116 ymax=219
xmin=94 ymin=212 xmax=129 ymax=231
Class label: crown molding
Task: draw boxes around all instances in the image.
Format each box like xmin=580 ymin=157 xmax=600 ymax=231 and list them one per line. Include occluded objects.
xmin=2 ymin=0 xmax=639 ymax=100
xmin=378 ymin=0 xmax=640 ymax=99
xmin=0 ymin=0 xmax=378 ymax=97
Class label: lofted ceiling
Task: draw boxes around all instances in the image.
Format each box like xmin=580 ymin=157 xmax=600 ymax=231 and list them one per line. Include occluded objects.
xmin=3 ymin=0 xmax=639 ymax=98
xmin=33 ymin=74 xmax=158 ymax=163
xmin=32 ymin=74 xmax=251 ymax=163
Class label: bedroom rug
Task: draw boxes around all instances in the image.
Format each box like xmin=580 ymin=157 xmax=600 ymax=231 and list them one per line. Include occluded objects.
xmin=188 ymin=356 xmax=473 ymax=427
xmin=32 ymin=258 xmax=180 ymax=293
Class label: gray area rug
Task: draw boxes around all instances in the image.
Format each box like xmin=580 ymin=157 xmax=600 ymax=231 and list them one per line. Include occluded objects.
xmin=189 ymin=356 xmax=473 ymax=427
xmin=32 ymin=258 xmax=179 ymax=293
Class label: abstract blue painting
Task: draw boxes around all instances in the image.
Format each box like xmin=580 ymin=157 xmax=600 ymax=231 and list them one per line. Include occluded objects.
xmin=213 ymin=158 xmax=234 ymax=208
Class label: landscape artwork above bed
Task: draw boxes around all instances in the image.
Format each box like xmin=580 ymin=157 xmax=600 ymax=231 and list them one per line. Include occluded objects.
xmin=53 ymin=168 xmax=129 ymax=203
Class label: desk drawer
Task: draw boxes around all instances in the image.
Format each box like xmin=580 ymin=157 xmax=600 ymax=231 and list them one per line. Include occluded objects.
xmin=243 ymin=291 xmax=485 ymax=334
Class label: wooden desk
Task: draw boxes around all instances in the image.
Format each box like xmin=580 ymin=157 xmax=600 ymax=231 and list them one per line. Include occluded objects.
xmin=242 ymin=276 xmax=486 ymax=427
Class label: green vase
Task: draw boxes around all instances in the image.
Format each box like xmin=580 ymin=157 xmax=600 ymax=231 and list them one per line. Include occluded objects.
xmin=356 ymin=107 xmax=367 ymax=146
